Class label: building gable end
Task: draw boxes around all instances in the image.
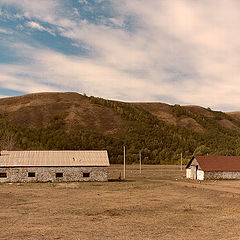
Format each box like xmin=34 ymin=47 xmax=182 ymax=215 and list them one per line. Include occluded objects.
xmin=186 ymin=156 xmax=203 ymax=170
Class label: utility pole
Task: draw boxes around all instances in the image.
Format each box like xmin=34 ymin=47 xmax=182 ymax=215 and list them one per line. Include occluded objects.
xmin=123 ymin=146 xmax=126 ymax=180
xmin=139 ymin=150 xmax=142 ymax=174
xmin=180 ymin=152 xmax=183 ymax=171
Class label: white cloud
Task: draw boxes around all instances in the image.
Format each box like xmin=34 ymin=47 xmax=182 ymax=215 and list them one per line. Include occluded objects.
xmin=0 ymin=64 xmax=60 ymax=94
xmin=0 ymin=72 xmax=59 ymax=94
xmin=106 ymin=0 xmax=240 ymax=109
xmin=0 ymin=0 xmax=58 ymax=23
xmin=0 ymin=95 xmax=9 ymax=98
xmin=26 ymin=21 xmax=44 ymax=31
xmin=108 ymin=17 xmax=124 ymax=27
xmin=16 ymin=24 xmax=24 ymax=31
xmin=1 ymin=43 xmax=160 ymax=100
xmin=73 ymin=8 xmax=79 ymax=17
xmin=78 ymin=0 xmax=88 ymax=4
xmin=26 ymin=21 xmax=55 ymax=36
xmin=2 ymin=0 xmax=240 ymax=110
xmin=0 ymin=27 xmax=12 ymax=34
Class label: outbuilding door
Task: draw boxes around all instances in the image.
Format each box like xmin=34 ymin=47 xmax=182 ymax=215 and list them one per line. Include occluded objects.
xmin=191 ymin=166 xmax=198 ymax=179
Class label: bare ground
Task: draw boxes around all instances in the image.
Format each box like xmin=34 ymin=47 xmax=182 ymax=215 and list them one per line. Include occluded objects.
xmin=1 ymin=165 xmax=240 ymax=240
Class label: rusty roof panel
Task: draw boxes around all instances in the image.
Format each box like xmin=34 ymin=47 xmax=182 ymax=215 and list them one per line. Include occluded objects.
xmin=195 ymin=156 xmax=240 ymax=171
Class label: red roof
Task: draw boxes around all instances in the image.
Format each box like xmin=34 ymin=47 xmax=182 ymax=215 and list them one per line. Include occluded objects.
xmin=195 ymin=156 xmax=240 ymax=171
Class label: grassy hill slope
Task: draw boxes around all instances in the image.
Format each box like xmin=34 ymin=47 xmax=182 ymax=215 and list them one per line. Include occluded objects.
xmin=1 ymin=92 xmax=240 ymax=164
xmin=0 ymin=92 xmax=125 ymax=136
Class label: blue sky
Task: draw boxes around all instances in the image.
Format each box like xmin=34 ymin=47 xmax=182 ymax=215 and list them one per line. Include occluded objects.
xmin=0 ymin=0 xmax=240 ymax=111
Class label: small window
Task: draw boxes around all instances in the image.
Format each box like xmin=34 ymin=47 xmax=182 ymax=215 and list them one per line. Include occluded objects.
xmin=0 ymin=172 xmax=7 ymax=178
xmin=56 ymin=172 xmax=63 ymax=178
xmin=28 ymin=172 xmax=35 ymax=178
xmin=83 ymin=172 xmax=90 ymax=178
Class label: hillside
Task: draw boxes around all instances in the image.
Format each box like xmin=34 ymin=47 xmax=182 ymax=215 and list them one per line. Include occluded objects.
xmin=227 ymin=111 xmax=240 ymax=121
xmin=1 ymin=92 xmax=240 ymax=164
xmin=0 ymin=92 xmax=125 ymax=136
xmin=133 ymin=103 xmax=205 ymax=132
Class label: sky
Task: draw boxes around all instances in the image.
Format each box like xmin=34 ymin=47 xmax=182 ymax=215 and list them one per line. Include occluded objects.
xmin=0 ymin=0 xmax=240 ymax=111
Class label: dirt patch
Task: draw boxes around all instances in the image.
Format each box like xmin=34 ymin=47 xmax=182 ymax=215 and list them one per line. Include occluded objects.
xmin=183 ymin=105 xmax=214 ymax=117
xmin=218 ymin=119 xmax=240 ymax=131
xmin=178 ymin=117 xmax=204 ymax=133
xmin=133 ymin=103 xmax=204 ymax=132
xmin=133 ymin=102 xmax=177 ymax=125
xmin=1 ymin=165 xmax=240 ymax=240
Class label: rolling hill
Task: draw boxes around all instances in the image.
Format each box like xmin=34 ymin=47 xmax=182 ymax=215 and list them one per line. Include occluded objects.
xmin=0 ymin=92 xmax=240 ymax=164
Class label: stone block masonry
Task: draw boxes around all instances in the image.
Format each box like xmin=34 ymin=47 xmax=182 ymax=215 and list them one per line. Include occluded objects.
xmin=0 ymin=166 xmax=108 ymax=183
xmin=204 ymin=171 xmax=240 ymax=180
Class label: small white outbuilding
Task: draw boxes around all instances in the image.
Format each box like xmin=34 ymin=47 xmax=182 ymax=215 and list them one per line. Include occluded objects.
xmin=186 ymin=156 xmax=240 ymax=180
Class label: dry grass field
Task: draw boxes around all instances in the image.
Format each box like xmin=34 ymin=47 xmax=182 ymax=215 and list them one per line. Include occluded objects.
xmin=1 ymin=165 xmax=240 ymax=240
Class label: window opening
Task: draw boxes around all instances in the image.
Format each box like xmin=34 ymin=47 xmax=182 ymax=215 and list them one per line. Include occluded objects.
xmin=28 ymin=172 xmax=35 ymax=177
xmin=56 ymin=172 xmax=63 ymax=178
xmin=83 ymin=172 xmax=90 ymax=178
xmin=0 ymin=172 xmax=7 ymax=178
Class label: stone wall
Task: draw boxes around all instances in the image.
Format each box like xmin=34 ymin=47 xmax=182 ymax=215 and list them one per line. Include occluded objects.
xmin=204 ymin=171 xmax=240 ymax=180
xmin=0 ymin=166 xmax=108 ymax=183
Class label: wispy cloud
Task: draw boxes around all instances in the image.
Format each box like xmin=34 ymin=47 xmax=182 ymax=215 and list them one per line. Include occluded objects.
xmin=1 ymin=42 xmax=158 ymax=100
xmin=0 ymin=27 xmax=12 ymax=34
xmin=0 ymin=0 xmax=58 ymax=23
xmin=1 ymin=0 xmax=240 ymax=110
xmin=0 ymin=95 xmax=9 ymax=98
xmin=73 ymin=8 xmax=79 ymax=17
xmin=26 ymin=21 xmax=55 ymax=36
xmin=78 ymin=0 xmax=88 ymax=4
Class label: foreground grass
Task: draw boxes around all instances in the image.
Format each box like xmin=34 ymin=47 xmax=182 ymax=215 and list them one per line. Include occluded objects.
xmin=1 ymin=165 xmax=240 ymax=240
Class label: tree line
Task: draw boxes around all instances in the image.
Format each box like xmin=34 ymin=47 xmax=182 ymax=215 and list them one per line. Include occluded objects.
xmin=1 ymin=96 xmax=240 ymax=164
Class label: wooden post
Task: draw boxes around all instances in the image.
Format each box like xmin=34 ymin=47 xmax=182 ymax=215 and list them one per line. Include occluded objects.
xmin=139 ymin=150 xmax=142 ymax=174
xmin=123 ymin=146 xmax=126 ymax=180
xmin=180 ymin=152 xmax=183 ymax=171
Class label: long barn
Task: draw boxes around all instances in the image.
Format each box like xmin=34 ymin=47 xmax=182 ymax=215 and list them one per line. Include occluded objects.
xmin=186 ymin=156 xmax=240 ymax=180
xmin=0 ymin=150 xmax=110 ymax=182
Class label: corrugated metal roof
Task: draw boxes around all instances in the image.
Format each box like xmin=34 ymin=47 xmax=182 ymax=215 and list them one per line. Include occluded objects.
xmin=0 ymin=150 xmax=110 ymax=167
xmin=194 ymin=156 xmax=240 ymax=171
